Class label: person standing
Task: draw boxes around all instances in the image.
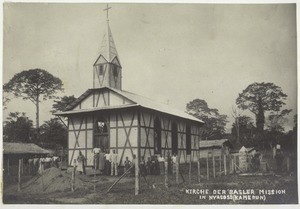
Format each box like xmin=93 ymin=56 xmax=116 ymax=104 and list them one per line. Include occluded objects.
xmin=167 ymin=152 xmax=172 ymax=174
xmin=275 ymin=149 xmax=284 ymax=173
xmin=124 ymin=156 xmax=131 ymax=173
xmin=28 ymin=158 xmax=34 ymax=175
xmin=33 ymin=156 xmax=39 ymax=175
xmin=146 ymin=157 xmax=152 ymax=175
xmin=158 ymin=154 xmax=165 ymax=175
xmin=171 ymin=153 xmax=178 ymax=175
xmin=104 ymin=151 xmax=111 ymax=176
xmin=93 ymin=147 xmax=100 ymax=170
xmin=77 ymin=151 xmax=86 ymax=175
xmin=140 ymin=156 xmax=147 ymax=176
xmin=154 ymin=155 xmax=160 ymax=175
xmin=111 ymin=150 xmax=118 ymax=176
xmin=131 ymin=154 xmax=136 ymax=175
xmin=99 ymin=148 xmax=105 ymax=174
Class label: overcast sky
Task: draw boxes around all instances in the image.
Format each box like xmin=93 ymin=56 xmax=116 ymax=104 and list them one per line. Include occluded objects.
xmin=3 ymin=3 xmax=297 ymax=132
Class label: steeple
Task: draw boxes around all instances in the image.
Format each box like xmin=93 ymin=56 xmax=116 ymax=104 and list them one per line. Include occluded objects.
xmin=93 ymin=5 xmax=122 ymax=90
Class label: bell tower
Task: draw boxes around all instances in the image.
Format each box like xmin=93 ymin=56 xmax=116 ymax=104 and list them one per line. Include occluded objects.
xmin=93 ymin=5 xmax=122 ymax=90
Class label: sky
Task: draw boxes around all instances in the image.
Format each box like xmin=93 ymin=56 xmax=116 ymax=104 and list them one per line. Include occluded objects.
xmin=2 ymin=3 xmax=297 ymax=132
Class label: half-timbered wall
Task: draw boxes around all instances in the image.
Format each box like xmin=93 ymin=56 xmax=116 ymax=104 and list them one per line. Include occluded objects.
xmin=68 ymin=109 xmax=139 ymax=167
xmin=68 ymin=114 xmax=94 ymax=166
xmin=67 ymin=89 xmax=202 ymax=166
xmin=72 ymin=89 xmax=133 ymax=111
xmin=109 ymin=109 xmax=138 ymax=165
xmin=139 ymin=109 xmax=201 ymax=164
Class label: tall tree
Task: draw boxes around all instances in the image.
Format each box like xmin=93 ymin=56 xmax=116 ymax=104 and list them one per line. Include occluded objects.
xmin=236 ymin=82 xmax=288 ymax=136
xmin=3 ymin=69 xmax=63 ymax=133
xmin=52 ymin=95 xmax=77 ymax=113
xmin=186 ymin=99 xmax=228 ymax=140
xmin=3 ymin=112 xmax=34 ymax=142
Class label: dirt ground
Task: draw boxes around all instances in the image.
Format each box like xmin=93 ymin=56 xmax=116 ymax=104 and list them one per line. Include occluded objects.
xmin=2 ymin=163 xmax=298 ymax=204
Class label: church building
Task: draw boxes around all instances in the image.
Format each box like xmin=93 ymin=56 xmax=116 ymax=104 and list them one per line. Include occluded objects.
xmin=55 ymin=8 xmax=204 ymax=168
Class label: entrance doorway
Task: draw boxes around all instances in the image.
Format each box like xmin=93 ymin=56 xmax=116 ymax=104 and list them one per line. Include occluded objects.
xmin=94 ymin=117 xmax=109 ymax=151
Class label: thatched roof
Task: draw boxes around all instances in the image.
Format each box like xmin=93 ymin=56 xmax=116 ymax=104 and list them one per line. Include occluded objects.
xmin=199 ymin=139 xmax=230 ymax=149
xmin=3 ymin=142 xmax=52 ymax=155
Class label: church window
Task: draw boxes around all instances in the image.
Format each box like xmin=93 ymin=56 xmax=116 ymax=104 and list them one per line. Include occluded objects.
xmin=171 ymin=122 xmax=178 ymax=155
xmin=186 ymin=125 xmax=191 ymax=155
xmin=154 ymin=117 xmax=161 ymax=154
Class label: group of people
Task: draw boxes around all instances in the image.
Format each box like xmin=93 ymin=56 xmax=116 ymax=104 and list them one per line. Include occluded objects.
xmin=123 ymin=152 xmax=179 ymax=177
xmin=27 ymin=155 xmax=60 ymax=175
xmin=76 ymin=148 xmax=119 ymax=176
xmin=75 ymin=147 xmax=182 ymax=176
xmin=76 ymin=148 xmax=179 ymax=177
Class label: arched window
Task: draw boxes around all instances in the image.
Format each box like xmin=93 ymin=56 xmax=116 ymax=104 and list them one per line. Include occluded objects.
xmin=171 ymin=122 xmax=178 ymax=155
xmin=94 ymin=117 xmax=109 ymax=151
xmin=186 ymin=125 xmax=191 ymax=155
xmin=154 ymin=117 xmax=161 ymax=154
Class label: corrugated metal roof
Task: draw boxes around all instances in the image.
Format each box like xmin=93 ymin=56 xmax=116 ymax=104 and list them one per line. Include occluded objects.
xmin=3 ymin=142 xmax=52 ymax=155
xmin=56 ymin=87 xmax=204 ymax=124
xmin=199 ymin=139 xmax=229 ymax=148
xmin=113 ymin=88 xmax=204 ymax=124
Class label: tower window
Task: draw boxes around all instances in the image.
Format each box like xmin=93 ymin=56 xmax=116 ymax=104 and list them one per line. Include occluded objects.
xmin=98 ymin=65 xmax=104 ymax=75
xmin=112 ymin=66 xmax=118 ymax=77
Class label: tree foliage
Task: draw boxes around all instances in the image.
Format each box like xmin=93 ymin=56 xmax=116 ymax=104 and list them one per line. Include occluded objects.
xmin=52 ymin=95 xmax=77 ymax=113
xmin=236 ymin=82 xmax=288 ymax=135
xmin=231 ymin=115 xmax=255 ymax=147
xmin=3 ymin=69 xmax=64 ymax=130
xmin=3 ymin=112 xmax=34 ymax=142
xmin=186 ymin=99 xmax=228 ymax=140
xmin=267 ymin=109 xmax=292 ymax=132
xmin=40 ymin=118 xmax=67 ymax=148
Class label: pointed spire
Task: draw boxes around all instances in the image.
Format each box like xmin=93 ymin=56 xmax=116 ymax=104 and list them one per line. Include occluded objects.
xmin=96 ymin=4 xmax=120 ymax=65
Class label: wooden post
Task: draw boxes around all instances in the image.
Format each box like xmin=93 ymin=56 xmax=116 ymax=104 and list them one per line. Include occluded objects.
xmin=61 ymin=147 xmax=63 ymax=169
xmin=135 ymin=155 xmax=140 ymax=195
xmin=219 ymin=155 xmax=222 ymax=175
xmin=233 ymin=155 xmax=236 ymax=173
xmin=224 ymin=154 xmax=227 ymax=175
xmin=197 ymin=157 xmax=200 ymax=183
xmin=230 ymin=155 xmax=234 ymax=173
xmin=135 ymin=110 xmax=141 ymax=195
xmin=94 ymin=161 xmax=96 ymax=192
xmin=41 ymin=163 xmax=44 ymax=191
xmin=212 ymin=151 xmax=215 ymax=178
xmin=7 ymin=158 xmax=10 ymax=175
xmin=206 ymin=152 xmax=209 ymax=180
xmin=21 ymin=158 xmax=24 ymax=175
xmin=18 ymin=159 xmax=21 ymax=191
xmin=189 ymin=155 xmax=191 ymax=184
xmin=164 ymin=161 xmax=168 ymax=188
xmin=71 ymin=162 xmax=75 ymax=192
xmin=176 ymin=158 xmax=179 ymax=184
xmin=287 ymin=156 xmax=290 ymax=172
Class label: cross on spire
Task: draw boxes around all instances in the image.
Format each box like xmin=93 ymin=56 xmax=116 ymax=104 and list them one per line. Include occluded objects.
xmin=103 ymin=4 xmax=112 ymax=20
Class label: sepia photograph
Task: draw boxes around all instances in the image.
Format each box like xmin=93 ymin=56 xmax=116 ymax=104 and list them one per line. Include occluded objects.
xmin=2 ymin=2 xmax=298 ymax=204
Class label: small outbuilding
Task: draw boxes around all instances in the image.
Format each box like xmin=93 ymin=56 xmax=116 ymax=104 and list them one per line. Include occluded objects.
xmin=3 ymin=142 xmax=52 ymax=173
xmin=199 ymin=139 xmax=232 ymax=158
